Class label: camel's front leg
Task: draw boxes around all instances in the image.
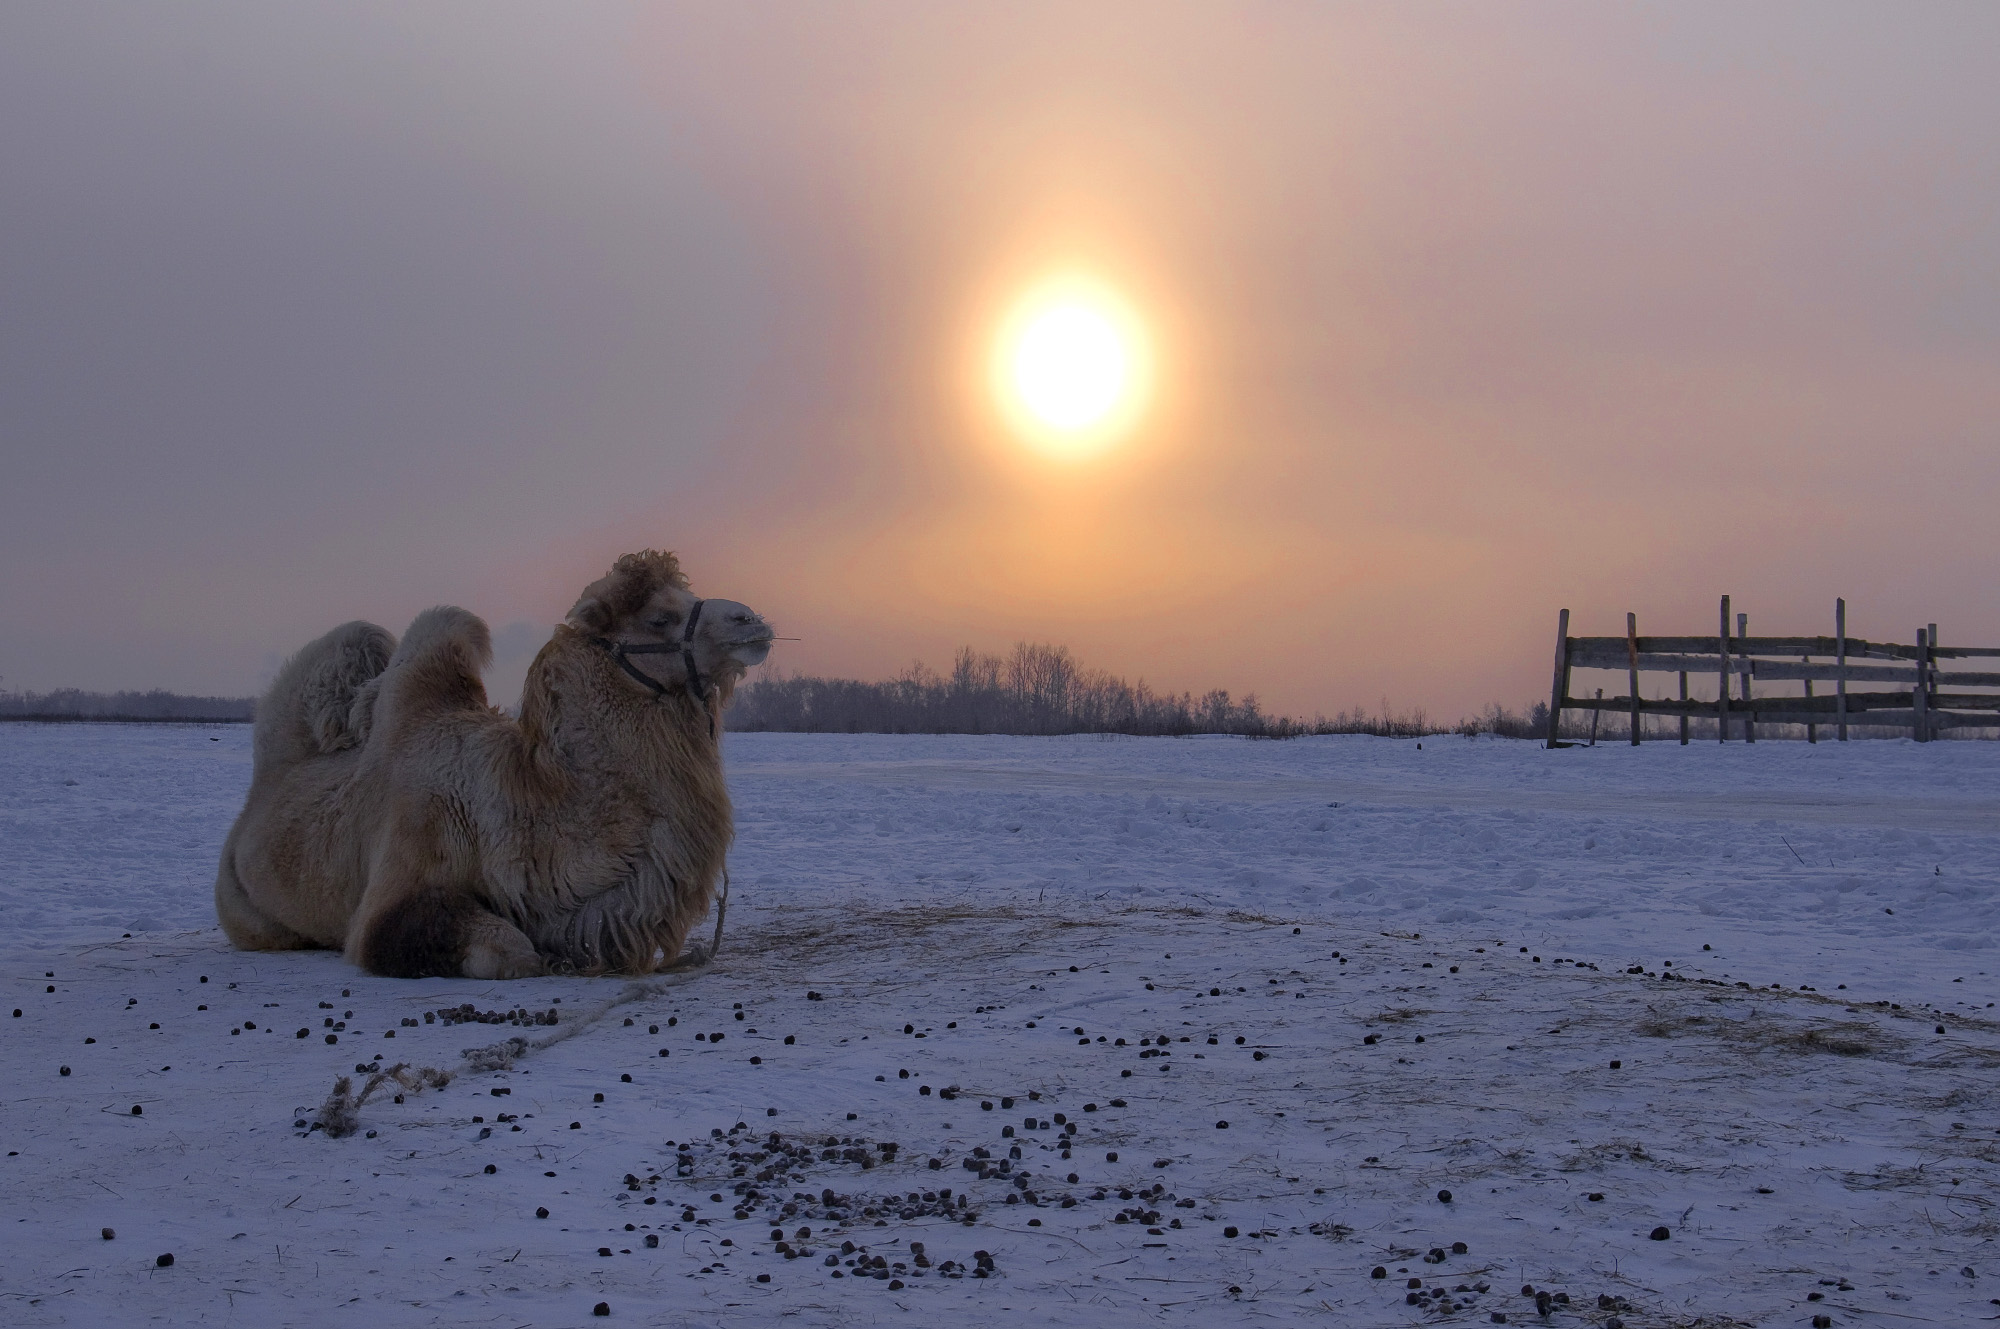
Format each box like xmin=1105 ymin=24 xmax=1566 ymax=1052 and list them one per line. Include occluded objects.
xmin=350 ymin=881 xmax=545 ymax=979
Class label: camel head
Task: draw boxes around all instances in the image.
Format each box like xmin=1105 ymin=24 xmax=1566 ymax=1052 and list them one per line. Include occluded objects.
xmin=566 ymin=550 xmax=773 ymax=701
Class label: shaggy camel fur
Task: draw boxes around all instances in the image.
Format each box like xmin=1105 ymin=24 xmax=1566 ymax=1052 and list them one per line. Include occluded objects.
xmin=215 ymin=551 xmax=772 ymax=978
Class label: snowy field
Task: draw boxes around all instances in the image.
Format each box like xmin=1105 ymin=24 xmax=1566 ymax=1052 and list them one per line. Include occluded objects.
xmin=3 ymin=724 xmax=1998 ymax=1328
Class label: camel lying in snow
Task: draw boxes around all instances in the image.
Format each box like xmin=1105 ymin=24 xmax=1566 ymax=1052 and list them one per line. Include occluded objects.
xmin=215 ymin=550 xmax=772 ymax=978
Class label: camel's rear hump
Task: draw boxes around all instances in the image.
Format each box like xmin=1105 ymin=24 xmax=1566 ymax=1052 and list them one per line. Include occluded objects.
xmin=252 ymin=621 xmax=396 ymax=777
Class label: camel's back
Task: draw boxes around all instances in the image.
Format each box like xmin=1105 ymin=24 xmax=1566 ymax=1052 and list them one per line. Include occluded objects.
xmin=224 ymin=606 xmax=504 ymax=947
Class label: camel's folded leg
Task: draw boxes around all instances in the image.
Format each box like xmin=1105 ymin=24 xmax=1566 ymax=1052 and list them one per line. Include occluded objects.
xmin=352 ymin=884 xmax=545 ymax=980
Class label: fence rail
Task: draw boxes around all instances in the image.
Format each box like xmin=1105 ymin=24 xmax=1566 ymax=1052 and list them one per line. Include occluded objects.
xmin=1545 ymin=597 xmax=2000 ymax=747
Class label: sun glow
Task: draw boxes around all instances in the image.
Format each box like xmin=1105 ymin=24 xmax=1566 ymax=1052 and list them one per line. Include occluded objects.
xmin=994 ymin=278 xmax=1149 ymax=457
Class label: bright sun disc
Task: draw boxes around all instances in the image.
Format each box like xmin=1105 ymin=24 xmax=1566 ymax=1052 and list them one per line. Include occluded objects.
xmin=994 ymin=280 xmax=1147 ymax=456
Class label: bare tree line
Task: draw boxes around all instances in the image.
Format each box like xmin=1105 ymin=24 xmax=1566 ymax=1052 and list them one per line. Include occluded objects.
xmin=725 ymin=642 xmax=1550 ymax=739
xmin=0 ymin=687 xmax=255 ymax=722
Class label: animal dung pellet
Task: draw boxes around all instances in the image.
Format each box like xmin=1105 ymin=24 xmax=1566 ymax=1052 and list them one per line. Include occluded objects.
xmin=155 ymin=1253 xmax=174 ymax=1267
xmin=1224 ymin=1226 xmax=1239 ymax=1238
xmin=1436 ymin=1189 xmax=1452 ymax=1203
xmin=1587 ymin=1192 xmax=1604 ymax=1202
xmin=130 ymin=1105 xmax=143 ymax=1116
xmin=593 ymin=1302 xmax=610 ymax=1316
xmin=535 ymin=1207 xmax=549 ymax=1218
xmin=101 ymin=1228 xmax=115 ymax=1240
xmin=483 ymin=1163 xmax=496 ymax=1174
xmin=1215 ymin=1120 xmax=1229 ymax=1129
xmin=621 ymin=1073 xmax=632 ymax=1082
xmin=1649 ymin=1226 xmax=1671 ymax=1240
xmin=593 ymin=1092 xmax=604 ymax=1102
xmin=1609 ymin=1060 xmax=1621 ymax=1069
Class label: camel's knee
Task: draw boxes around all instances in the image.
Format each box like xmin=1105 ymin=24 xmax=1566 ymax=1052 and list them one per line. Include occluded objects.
xmin=461 ymin=913 xmax=545 ymax=980
xmin=215 ymin=859 xmax=311 ymax=951
xmin=355 ymin=886 xmax=542 ymax=979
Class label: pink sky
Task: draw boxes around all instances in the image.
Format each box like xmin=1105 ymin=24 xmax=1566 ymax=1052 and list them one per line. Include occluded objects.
xmin=3 ymin=4 xmax=1995 ymax=718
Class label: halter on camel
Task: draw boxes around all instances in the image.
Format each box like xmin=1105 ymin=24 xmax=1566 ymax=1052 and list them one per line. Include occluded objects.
xmin=591 ymin=598 xmax=712 ymax=706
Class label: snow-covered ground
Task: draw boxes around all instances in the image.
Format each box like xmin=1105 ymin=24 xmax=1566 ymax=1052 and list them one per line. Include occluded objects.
xmin=3 ymin=725 xmax=1997 ymax=1327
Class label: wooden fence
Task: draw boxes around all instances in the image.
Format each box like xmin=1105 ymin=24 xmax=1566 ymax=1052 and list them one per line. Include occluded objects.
xmin=1545 ymin=597 xmax=2000 ymax=747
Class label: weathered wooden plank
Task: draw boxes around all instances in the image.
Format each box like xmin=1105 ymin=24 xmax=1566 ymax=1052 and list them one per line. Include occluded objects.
xmin=1561 ymin=651 xmax=1999 ymax=686
xmin=1745 ymin=661 xmax=1923 ymax=684
xmin=1563 ymin=692 xmax=2000 ymax=718
xmin=1571 ymin=638 xmax=1921 ymax=664
xmin=1821 ymin=709 xmax=2000 ymax=730
xmin=1569 ymin=648 xmax=1739 ymax=672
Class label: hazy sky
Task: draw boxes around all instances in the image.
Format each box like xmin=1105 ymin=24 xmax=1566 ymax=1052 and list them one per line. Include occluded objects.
xmin=4 ymin=3 xmax=1997 ymax=717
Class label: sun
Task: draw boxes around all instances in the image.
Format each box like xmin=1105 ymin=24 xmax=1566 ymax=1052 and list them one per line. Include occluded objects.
xmin=993 ymin=278 xmax=1148 ymax=457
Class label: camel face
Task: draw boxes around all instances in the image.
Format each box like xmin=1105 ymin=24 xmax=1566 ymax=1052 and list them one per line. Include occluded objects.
xmin=606 ymin=584 xmax=773 ymax=697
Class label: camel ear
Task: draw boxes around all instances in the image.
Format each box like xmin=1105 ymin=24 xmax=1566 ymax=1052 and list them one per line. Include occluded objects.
xmin=568 ymin=594 xmax=616 ymax=636
xmin=566 ymin=550 xmax=687 ymax=634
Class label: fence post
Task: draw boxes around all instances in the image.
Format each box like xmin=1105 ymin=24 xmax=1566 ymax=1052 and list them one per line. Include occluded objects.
xmin=1627 ymin=612 xmax=1642 ymax=746
xmin=1929 ymin=623 xmax=1939 ymax=742
xmin=1914 ymin=627 xmax=1930 ymax=743
xmin=1803 ymin=654 xmax=1816 ymax=743
xmin=1678 ymin=671 xmax=1689 ymax=744
xmin=1835 ymin=598 xmax=1848 ymax=741
xmin=1738 ymin=612 xmax=1755 ymax=743
xmin=1717 ymin=595 xmax=1732 ymax=743
xmin=1545 ymin=608 xmax=1571 ymax=749
xmin=1588 ymin=688 xmax=1602 ymax=746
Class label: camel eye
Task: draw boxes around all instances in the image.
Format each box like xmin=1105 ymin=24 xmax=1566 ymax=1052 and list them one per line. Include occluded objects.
xmin=648 ymin=612 xmax=680 ymax=631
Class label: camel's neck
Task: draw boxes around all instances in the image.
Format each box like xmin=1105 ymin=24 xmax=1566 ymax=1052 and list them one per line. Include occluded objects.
xmin=517 ymin=629 xmax=732 ymax=835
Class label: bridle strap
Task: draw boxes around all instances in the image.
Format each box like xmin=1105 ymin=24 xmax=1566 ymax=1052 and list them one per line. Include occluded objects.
xmin=592 ymin=598 xmax=709 ymax=705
